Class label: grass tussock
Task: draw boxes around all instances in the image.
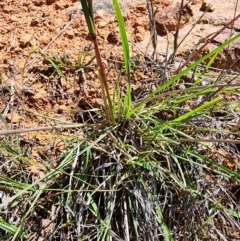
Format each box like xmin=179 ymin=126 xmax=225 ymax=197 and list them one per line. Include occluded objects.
xmin=0 ymin=0 xmax=240 ymax=240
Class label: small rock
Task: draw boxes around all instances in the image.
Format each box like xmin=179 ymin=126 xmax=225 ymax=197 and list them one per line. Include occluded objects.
xmin=133 ymin=16 xmax=148 ymax=29
xmin=134 ymin=26 xmax=145 ymax=42
xmin=155 ymin=3 xmax=193 ymax=36
xmin=6 ymin=112 xmax=21 ymax=123
xmin=33 ymin=0 xmax=46 ymax=6
xmin=135 ymin=33 xmax=143 ymax=42
xmin=19 ymin=33 xmax=32 ymax=48
xmin=57 ymin=105 xmax=67 ymax=114
xmin=134 ymin=26 xmax=144 ymax=35
xmin=10 ymin=15 xmax=19 ymax=22
xmin=3 ymin=6 xmax=13 ymax=13
xmin=40 ymin=34 xmax=51 ymax=45
xmin=46 ymin=0 xmax=57 ymax=5
xmin=54 ymin=1 xmax=68 ymax=10
xmin=107 ymin=32 xmax=119 ymax=44
xmin=30 ymin=19 xmax=39 ymax=27
xmin=200 ymin=1 xmax=214 ymax=12
xmin=65 ymin=29 xmax=74 ymax=39
xmin=135 ymin=4 xmax=146 ymax=12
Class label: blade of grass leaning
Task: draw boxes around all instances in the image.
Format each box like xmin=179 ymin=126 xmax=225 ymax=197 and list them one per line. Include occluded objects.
xmin=172 ymin=96 xmax=221 ymax=123
xmin=112 ymin=0 xmax=132 ymax=115
xmin=128 ymin=33 xmax=240 ymax=118
xmin=201 ymin=199 xmax=222 ymax=233
xmin=187 ymin=150 xmax=240 ymax=180
xmin=193 ymin=46 xmax=221 ymax=85
xmin=0 ymin=219 xmax=27 ymax=240
xmin=224 ymin=209 xmax=240 ymax=218
xmin=0 ymin=141 xmax=19 ymax=155
xmin=166 ymin=144 xmax=187 ymax=187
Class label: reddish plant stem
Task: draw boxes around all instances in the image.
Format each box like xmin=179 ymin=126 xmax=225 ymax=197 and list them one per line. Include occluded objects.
xmin=92 ymin=36 xmax=111 ymax=121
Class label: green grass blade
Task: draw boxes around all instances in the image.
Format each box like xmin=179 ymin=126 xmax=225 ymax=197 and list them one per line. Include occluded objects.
xmin=172 ymin=96 xmax=221 ymax=123
xmin=0 ymin=141 xmax=19 ymax=155
xmin=224 ymin=208 xmax=240 ymax=218
xmin=80 ymin=0 xmax=95 ymax=34
xmin=187 ymin=150 xmax=240 ymax=180
xmin=0 ymin=219 xmax=27 ymax=239
xmin=112 ymin=0 xmax=130 ymax=82
xmin=112 ymin=0 xmax=132 ymax=115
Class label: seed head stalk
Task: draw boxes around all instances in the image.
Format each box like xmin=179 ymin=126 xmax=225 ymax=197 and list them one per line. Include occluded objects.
xmin=80 ymin=0 xmax=115 ymax=123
